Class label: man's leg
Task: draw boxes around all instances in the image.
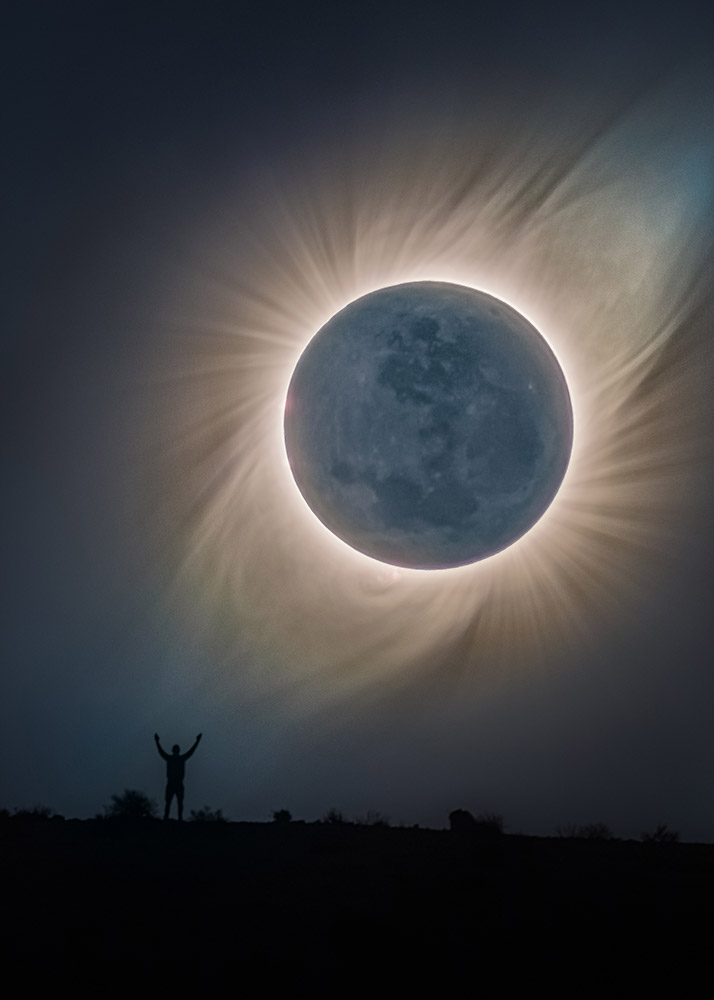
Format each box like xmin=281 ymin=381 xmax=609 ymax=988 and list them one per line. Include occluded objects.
xmin=177 ymin=784 xmax=185 ymax=822
xmin=164 ymin=783 xmax=173 ymax=820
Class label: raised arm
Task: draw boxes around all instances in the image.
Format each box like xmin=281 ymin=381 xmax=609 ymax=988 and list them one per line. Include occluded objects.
xmin=182 ymin=733 xmax=202 ymax=760
xmin=154 ymin=732 xmax=169 ymax=760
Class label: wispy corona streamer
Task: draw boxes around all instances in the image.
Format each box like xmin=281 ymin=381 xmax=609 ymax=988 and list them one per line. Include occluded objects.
xmin=141 ymin=74 xmax=714 ymax=716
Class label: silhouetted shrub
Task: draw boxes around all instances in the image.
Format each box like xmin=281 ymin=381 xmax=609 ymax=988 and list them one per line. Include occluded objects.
xmin=355 ymin=810 xmax=390 ymax=828
xmin=556 ymin=822 xmax=616 ymax=840
xmin=189 ymin=805 xmax=227 ymax=822
xmin=322 ymin=808 xmax=346 ymax=824
xmin=577 ymin=822 xmax=614 ymax=840
xmin=272 ymin=809 xmax=292 ymax=824
xmin=474 ymin=812 xmax=505 ymax=834
xmin=105 ymin=789 xmax=157 ymax=820
xmin=449 ymin=809 xmax=478 ymax=833
xmin=555 ymin=823 xmax=579 ymax=838
xmin=12 ymin=805 xmax=54 ymax=820
xmin=449 ymin=810 xmax=504 ymax=838
xmin=641 ymin=824 xmax=679 ymax=843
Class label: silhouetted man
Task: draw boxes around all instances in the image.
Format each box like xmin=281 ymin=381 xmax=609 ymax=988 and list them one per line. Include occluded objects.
xmin=154 ymin=732 xmax=202 ymax=821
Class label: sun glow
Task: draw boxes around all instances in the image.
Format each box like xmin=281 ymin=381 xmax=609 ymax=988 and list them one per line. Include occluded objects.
xmin=142 ymin=79 xmax=713 ymax=711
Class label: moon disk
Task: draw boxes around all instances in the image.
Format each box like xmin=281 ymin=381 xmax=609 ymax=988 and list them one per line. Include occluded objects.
xmin=284 ymin=281 xmax=573 ymax=569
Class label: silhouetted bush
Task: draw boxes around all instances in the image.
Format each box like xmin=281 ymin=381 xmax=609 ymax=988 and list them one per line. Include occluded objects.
xmin=449 ymin=809 xmax=504 ymax=838
xmin=555 ymin=823 xmax=579 ymax=838
xmin=272 ymin=809 xmax=292 ymax=824
xmin=12 ymin=805 xmax=54 ymax=820
xmin=474 ymin=812 xmax=505 ymax=834
xmin=322 ymin=808 xmax=347 ymax=824
xmin=105 ymin=789 xmax=157 ymax=820
xmin=641 ymin=824 xmax=679 ymax=843
xmin=576 ymin=822 xmax=615 ymax=840
xmin=555 ymin=822 xmax=616 ymax=840
xmin=449 ymin=809 xmax=477 ymax=833
xmin=355 ymin=810 xmax=390 ymax=828
xmin=189 ymin=805 xmax=227 ymax=822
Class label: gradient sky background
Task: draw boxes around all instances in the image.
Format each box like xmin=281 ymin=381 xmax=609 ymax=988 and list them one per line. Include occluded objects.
xmin=3 ymin=0 xmax=714 ymax=838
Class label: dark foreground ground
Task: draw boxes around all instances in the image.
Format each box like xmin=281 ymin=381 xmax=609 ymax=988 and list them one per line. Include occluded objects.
xmin=3 ymin=818 xmax=712 ymax=991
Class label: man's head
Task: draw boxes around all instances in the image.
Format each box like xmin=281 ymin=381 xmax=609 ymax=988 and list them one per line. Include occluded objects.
xmin=172 ymin=744 xmax=180 ymax=755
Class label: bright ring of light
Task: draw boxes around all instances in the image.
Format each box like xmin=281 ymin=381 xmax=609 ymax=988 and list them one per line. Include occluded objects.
xmin=142 ymin=81 xmax=713 ymax=714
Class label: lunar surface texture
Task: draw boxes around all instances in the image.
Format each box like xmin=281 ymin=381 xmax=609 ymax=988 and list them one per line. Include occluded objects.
xmin=284 ymin=282 xmax=573 ymax=569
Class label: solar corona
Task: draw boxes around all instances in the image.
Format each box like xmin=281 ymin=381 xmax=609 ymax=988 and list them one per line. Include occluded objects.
xmin=147 ymin=79 xmax=712 ymax=704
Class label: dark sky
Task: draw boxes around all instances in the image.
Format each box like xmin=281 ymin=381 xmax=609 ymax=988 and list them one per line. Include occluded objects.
xmin=3 ymin=0 xmax=714 ymax=837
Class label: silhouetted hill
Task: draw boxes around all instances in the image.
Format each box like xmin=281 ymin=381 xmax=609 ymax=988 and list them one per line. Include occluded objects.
xmin=3 ymin=817 xmax=712 ymax=990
